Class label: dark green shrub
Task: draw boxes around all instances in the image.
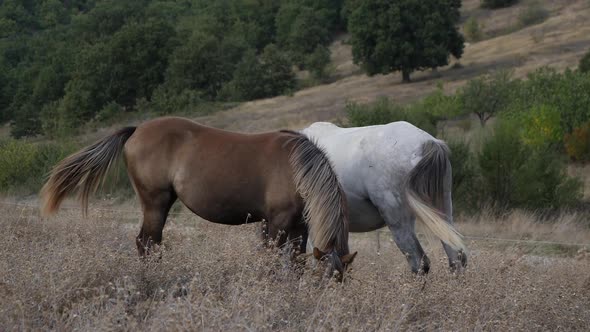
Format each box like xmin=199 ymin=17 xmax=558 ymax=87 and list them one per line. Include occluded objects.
xmin=447 ymin=139 xmax=482 ymax=213
xmin=149 ymin=86 xmax=203 ymax=115
xmin=413 ymin=84 xmax=465 ymax=120
xmin=305 ymin=45 xmax=331 ymax=79
xmin=508 ymin=68 xmax=590 ymax=133
xmin=519 ymin=104 xmax=563 ymax=149
xmin=517 ymin=0 xmax=549 ymax=28
xmin=11 ymin=103 xmax=43 ymax=138
xmin=481 ymin=0 xmax=518 ymax=9
xmin=464 ymin=17 xmax=483 ymax=42
xmin=478 ymin=120 xmax=528 ymax=207
xmin=0 ymin=138 xmax=134 ymax=196
xmin=95 ymin=102 xmax=124 ymax=124
xmin=579 ymin=49 xmax=590 ymax=73
xmin=0 ymin=139 xmax=77 ymax=194
xmin=513 ymin=149 xmax=582 ymax=209
xmin=564 ymin=121 xmax=590 ymax=162
xmin=223 ymin=45 xmax=295 ymax=101
xmin=346 ymin=97 xmax=437 ymax=135
xmin=346 ymin=98 xmax=405 ymax=126
xmin=478 ymin=120 xmax=582 ymax=209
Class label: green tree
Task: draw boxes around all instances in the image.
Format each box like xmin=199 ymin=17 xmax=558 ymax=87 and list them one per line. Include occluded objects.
xmin=38 ymin=0 xmax=68 ymax=28
xmin=58 ymin=18 xmax=175 ymax=125
xmin=276 ymin=1 xmax=335 ymax=66
xmin=464 ymin=17 xmax=483 ymax=42
xmin=460 ymin=70 xmax=514 ymax=126
xmin=224 ymin=44 xmax=295 ymax=101
xmin=306 ymin=45 xmax=331 ymax=79
xmin=259 ymin=44 xmax=296 ymax=94
xmin=348 ymin=0 xmax=464 ymax=82
xmin=166 ymin=31 xmax=234 ymax=99
xmin=73 ymin=0 xmax=147 ymax=40
xmin=11 ymin=103 xmax=42 ymax=138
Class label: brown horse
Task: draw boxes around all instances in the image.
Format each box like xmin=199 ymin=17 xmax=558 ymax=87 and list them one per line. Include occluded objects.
xmin=40 ymin=117 xmax=356 ymax=276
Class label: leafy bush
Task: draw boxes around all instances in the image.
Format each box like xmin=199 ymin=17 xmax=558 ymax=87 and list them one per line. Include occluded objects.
xmin=305 ymin=45 xmax=331 ymax=79
xmin=564 ymin=121 xmax=590 ymax=162
xmin=519 ymin=104 xmax=563 ymax=149
xmin=0 ymin=139 xmax=134 ymax=196
xmin=447 ymin=139 xmax=481 ymax=212
xmin=512 ymin=149 xmax=582 ymax=209
xmin=517 ymin=0 xmax=549 ymax=28
xmin=508 ymin=68 xmax=590 ymax=133
xmin=478 ymin=120 xmax=528 ymax=207
xmin=346 ymin=97 xmax=437 ymax=135
xmin=149 ymin=86 xmax=203 ymax=115
xmin=222 ymin=45 xmax=295 ymax=101
xmin=464 ymin=17 xmax=483 ymax=42
xmin=0 ymin=140 xmax=76 ymax=194
xmin=481 ymin=0 xmax=518 ymax=9
xmin=478 ymin=120 xmax=581 ymax=209
xmin=11 ymin=104 xmax=43 ymax=138
xmin=415 ymin=84 xmax=465 ymax=120
xmin=579 ymin=49 xmax=590 ymax=73
xmin=95 ymin=102 xmax=124 ymax=124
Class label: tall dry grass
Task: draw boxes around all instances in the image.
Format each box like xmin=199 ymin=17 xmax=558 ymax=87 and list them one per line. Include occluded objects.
xmin=1 ymin=204 xmax=589 ymax=331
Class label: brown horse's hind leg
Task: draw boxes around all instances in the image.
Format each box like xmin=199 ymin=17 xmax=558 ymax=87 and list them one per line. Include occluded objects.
xmin=136 ymin=190 xmax=177 ymax=256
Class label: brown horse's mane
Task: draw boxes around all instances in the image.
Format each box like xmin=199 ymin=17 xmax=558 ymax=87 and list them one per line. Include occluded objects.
xmin=283 ymin=130 xmax=350 ymax=255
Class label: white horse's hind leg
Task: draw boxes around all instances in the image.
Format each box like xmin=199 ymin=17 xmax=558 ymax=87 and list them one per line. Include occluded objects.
xmin=380 ymin=205 xmax=430 ymax=274
xmin=441 ymin=164 xmax=467 ymax=271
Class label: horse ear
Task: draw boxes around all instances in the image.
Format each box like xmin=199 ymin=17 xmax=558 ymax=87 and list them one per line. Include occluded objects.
xmin=341 ymin=251 xmax=358 ymax=264
xmin=313 ymin=247 xmax=325 ymax=260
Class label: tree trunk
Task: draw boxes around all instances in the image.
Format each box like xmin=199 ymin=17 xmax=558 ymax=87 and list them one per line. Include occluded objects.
xmin=476 ymin=112 xmax=486 ymax=127
xmin=402 ymin=69 xmax=411 ymax=83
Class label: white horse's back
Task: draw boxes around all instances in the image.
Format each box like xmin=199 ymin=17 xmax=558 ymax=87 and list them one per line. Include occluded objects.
xmin=304 ymin=121 xmax=438 ymax=179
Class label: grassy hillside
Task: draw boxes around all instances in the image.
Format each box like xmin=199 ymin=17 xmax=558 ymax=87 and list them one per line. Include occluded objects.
xmin=193 ymin=0 xmax=590 ymax=132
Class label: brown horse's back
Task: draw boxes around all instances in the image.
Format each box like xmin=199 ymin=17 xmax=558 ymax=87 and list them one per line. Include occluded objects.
xmin=124 ymin=117 xmax=301 ymax=225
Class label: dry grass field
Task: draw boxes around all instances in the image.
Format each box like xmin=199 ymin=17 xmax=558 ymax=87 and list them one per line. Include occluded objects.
xmin=1 ymin=202 xmax=589 ymax=331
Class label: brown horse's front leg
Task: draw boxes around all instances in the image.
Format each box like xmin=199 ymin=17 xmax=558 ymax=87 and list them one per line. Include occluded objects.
xmin=260 ymin=219 xmax=270 ymax=247
xmin=136 ymin=232 xmax=161 ymax=257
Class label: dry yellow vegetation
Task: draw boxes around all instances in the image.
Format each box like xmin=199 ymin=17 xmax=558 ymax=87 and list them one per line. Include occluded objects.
xmin=1 ymin=203 xmax=589 ymax=330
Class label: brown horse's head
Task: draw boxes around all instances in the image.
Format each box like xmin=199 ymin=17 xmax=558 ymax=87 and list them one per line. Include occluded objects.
xmin=313 ymin=247 xmax=357 ymax=282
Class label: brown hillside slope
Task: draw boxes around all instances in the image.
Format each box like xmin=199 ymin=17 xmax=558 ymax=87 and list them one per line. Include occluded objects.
xmin=194 ymin=0 xmax=590 ymax=132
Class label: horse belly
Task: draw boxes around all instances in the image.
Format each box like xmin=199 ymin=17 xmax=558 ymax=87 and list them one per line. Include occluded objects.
xmin=185 ymin=202 xmax=265 ymax=226
xmin=346 ymin=194 xmax=385 ymax=232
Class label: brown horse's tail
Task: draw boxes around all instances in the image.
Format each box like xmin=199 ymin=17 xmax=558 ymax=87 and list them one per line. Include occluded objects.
xmin=40 ymin=127 xmax=137 ymax=217
xmin=285 ymin=132 xmax=350 ymax=256
xmin=405 ymin=140 xmax=467 ymax=252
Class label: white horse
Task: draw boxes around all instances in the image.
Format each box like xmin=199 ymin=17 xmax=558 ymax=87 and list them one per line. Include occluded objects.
xmin=301 ymin=121 xmax=467 ymax=274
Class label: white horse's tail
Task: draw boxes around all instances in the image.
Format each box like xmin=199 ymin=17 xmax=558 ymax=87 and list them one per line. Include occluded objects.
xmin=405 ymin=140 xmax=466 ymax=252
